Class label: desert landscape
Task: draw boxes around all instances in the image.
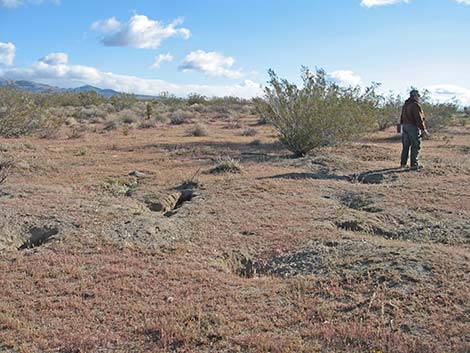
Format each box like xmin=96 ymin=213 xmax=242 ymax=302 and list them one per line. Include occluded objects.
xmin=1 ymin=1 xmax=470 ymax=352
xmin=0 ymin=95 xmax=469 ymax=352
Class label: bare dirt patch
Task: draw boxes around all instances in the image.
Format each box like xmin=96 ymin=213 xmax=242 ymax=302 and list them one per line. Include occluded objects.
xmin=1 ymin=121 xmax=469 ymax=352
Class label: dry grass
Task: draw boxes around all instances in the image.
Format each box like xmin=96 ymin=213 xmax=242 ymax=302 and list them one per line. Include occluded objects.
xmin=0 ymin=114 xmax=469 ymax=352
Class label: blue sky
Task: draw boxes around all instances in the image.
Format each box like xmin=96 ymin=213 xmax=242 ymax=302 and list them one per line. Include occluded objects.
xmin=0 ymin=0 xmax=469 ymax=102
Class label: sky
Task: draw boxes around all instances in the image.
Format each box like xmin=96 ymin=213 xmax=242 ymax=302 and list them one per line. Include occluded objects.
xmin=0 ymin=0 xmax=469 ymax=103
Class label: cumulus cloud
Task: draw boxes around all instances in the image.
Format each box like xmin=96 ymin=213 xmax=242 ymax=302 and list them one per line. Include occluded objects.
xmin=361 ymin=0 xmax=408 ymax=7
xmin=326 ymin=70 xmax=362 ymax=86
xmin=179 ymin=50 xmax=243 ymax=79
xmin=0 ymin=0 xmax=59 ymax=8
xmin=39 ymin=52 xmax=68 ymax=65
xmin=0 ymin=42 xmax=16 ymax=66
xmin=0 ymin=53 xmax=262 ymax=98
xmin=90 ymin=17 xmax=121 ymax=34
xmin=151 ymin=53 xmax=173 ymax=69
xmin=91 ymin=15 xmax=190 ymax=49
xmin=425 ymin=84 xmax=470 ymax=105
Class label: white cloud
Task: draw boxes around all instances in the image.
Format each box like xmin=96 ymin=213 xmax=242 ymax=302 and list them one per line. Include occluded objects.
xmin=0 ymin=0 xmax=59 ymax=8
xmin=0 ymin=53 xmax=262 ymax=98
xmin=0 ymin=42 xmax=15 ymax=66
xmin=90 ymin=17 xmax=121 ymax=34
xmin=179 ymin=50 xmax=243 ymax=79
xmin=361 ymin=0 xmax=408 ymax=7
xmin=327 ymin=70 xmax=362 ymax=86
xmin=456 ymin=0 xmax=470 ymax=4
xmin=151 ymin=53 xmax=173 ymax=69
xmin=425 ymin=84 xmax=470 ymax=105
xmin=39 ymin=52 xmax=68 ymax=65
xmin=91 ymin=15 xmax=190 ymax=49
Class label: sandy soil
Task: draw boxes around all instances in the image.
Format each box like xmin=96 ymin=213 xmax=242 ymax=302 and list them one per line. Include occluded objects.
xmin=0 ymin=116 xmax=469 ymax=352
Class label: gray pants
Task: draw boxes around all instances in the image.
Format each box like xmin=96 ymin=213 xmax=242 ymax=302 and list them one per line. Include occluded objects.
xmin=401 ymin=124 xmax=421 ymax=167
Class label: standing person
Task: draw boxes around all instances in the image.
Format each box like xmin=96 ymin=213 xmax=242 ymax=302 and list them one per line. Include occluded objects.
xmin=400 ymin=90 xmax=430 ymax=170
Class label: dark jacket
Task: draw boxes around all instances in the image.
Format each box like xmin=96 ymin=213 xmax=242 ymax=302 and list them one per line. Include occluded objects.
xmin=400 ymin=97 xmax=426 ymax=130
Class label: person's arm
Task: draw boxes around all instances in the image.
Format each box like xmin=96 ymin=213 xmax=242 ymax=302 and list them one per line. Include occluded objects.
xmin=413 ymin=103 xmax=429 ymax=135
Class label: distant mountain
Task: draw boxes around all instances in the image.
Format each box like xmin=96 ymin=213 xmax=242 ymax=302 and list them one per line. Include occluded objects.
xmin=0 ymin=79 xmax=59 ymax=93
xmin=70 ymin=85 xmax=121 ymax=98
xmin=0 ymin=79 xmax=155 ymax=99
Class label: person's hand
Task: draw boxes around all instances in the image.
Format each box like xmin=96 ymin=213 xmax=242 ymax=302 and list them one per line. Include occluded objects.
xmin=422 ymin=129 xmax=430 ymax=136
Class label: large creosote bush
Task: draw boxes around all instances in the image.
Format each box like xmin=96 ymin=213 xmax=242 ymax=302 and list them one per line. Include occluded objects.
xmin=258 ymin=67 xmax=378 ymax=157
xmin=0 ymin=86 xmax=62 ymax=138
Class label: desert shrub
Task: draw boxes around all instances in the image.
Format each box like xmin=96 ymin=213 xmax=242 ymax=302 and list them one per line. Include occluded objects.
xmin=209 ymin=104 xmax=230 ymax=115
xmin=187 ymin=123 xmax=208 ymax=137
xmin=190 ymin=103 xmax=209 ymax=113
xmin=67 ymin=126 xmax=85 ymax=139
xmin=0 ymin=157 xmax=13 ymax=185
xmin=420 ymin=93 xmax=458 ymax=129
xmin=0 ymin=86 xmax=62 ymax=138
xmin=170 ymin=110 xmax=193 ymax=125
xmin=376 ymin=93 xmax=403 ymax=131
xmin=257 ymin=67 xmax=377 ymax=157
xmin=145 ymin=102 xmax=153 ymax=120
xmin=225 ymin=117 xmax=242 ymax=129
xmin=103 ymin=119 xmax=118 ymax=131
xmin=137 ymin=120 xmax=157 ymax=129
xmin=249 ymin=139 xmax=262 ymax=146
xmin=188 ymin=93 xmax=207 ymax=105
xmin=110 ymin=93 xmax=138 ymax=111
xmin=73 ymin=105 xmax=107 ymax=122
xmin=210 ymin=156 xmax=242 ymax=174
xmin=118 ymin=109 xmax=139 ymax=124
xmin=242 ymin=128 xmax=257 ymax=136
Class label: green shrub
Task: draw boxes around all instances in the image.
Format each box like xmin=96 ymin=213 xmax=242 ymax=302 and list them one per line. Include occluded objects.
xmin=257 ymin=67 xmax=378 ymax=157
xmin=376 ymin=93 xmax=403 ymax=131
xmin=188 ymin=123 xmax=208 ymax=137
xmin=170 ymin=110 xmax=193 ymax=125
xmin=419 ymin=91 xmax=458 ymax=129
xmin=210 ymin=156 xmax=242 ymax=174
xmin=0 ymin=86 xmax=62 ymax=138
xmin=110 ymin=93 xmax=138 ymax=111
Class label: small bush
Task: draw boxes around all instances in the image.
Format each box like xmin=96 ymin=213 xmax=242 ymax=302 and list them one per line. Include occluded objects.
xmin=249 ymin=139 xmax=262 ymax=146
xmin=188 ymin=123 xmax=208 ymax=137
xmin=73 ymin=105 xmax=106 ymax=122
xmin=242 ymin=128 xmax=257 ymax=136
xmin=137 ymin=120 xmax=156 ymax=129
xmin=0 ymin=158 xmax=13 ymax=185
xmin=103 ymin=119 xmax=118 ymax=131
xmin=67 ymin=126 xmax=84 ymax=139
xmin=210 ymin=156 xmax=242 ymax=174
xmin=225 ymin=118 xmax=243 ymax=129
xmin=0 ymin=86 xmax=62 ymax=138
xmin=119 ymin=109 xmax=138 ymax=124
xmin=170 ymin=110 xmax=193 ymax=125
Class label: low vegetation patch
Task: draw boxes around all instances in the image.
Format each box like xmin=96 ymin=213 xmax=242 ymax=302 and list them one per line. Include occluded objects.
xmin=187 ymin=123 xmax=208 ymax=137
xmin=210 ymin=156 xmax=242 ymax=174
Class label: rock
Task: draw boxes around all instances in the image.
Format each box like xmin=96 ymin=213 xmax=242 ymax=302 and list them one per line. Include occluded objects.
xmin=145 ymin=192 xmax=182 ymax=213
xmin=129 ymin=170 xmax=148 ymax=178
